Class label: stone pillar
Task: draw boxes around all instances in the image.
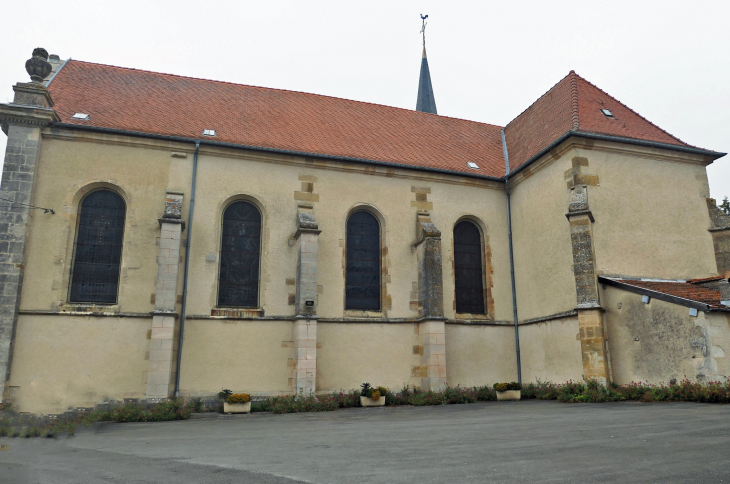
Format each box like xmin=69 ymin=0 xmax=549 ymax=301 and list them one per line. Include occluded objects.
xmin=706 ymin=198 xmax=730 ymax=278
xmin=0 ymin=49 xmax=59 ymax=402
xmin=414 ymin=212 xmax=446 ymax=391
xmin=566 ymin=185 xmax=610 ymax=384
xmin=146 ymin=192 xmax=184 ymax=400
xmin=293 ymin=210 xmax=320 ymax=395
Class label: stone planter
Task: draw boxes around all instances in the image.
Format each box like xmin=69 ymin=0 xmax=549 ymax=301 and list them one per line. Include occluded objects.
xmin=360 ymin=396 xmax=386 ymax=407
xmin=496 ymin=390 xmax=521 ymax=401
xmin=224 ymin=401 xmax=252 ymax=413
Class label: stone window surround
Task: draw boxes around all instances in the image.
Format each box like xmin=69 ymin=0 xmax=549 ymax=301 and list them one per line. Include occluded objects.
xmin=451 ymin=215 xmax=493 ymax=320
xmin=61 ymin=183 xmax=130 ymax=308
xmin=212 ymin=195 xmax=267 ymax=312
xmin=342 ymin=204 xmax=387 ymax=318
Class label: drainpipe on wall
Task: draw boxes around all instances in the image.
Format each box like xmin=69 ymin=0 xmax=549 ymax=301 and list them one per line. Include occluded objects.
xmin=501 ymin=129 xmax=522 ymax=384
xmin=174 ymin=141 xmax=200 ymax=397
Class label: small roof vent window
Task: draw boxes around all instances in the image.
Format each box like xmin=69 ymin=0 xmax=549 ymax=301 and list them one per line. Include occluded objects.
xmin=600 ymin=108 xmax=614 ymax=117
xmin=71 ymin=113 xmax=90 ymax=120
xmin=202 ymin=129 xmax=216 ymax=137
xmin=467 ymin=162 xmax=480 ymax=169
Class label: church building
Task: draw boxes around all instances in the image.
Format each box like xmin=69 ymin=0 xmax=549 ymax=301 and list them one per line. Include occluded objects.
xmin=1 ymin=47 xmax=728 ymax=414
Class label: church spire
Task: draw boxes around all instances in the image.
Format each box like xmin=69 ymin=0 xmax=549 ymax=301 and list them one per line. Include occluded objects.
xmin=416 ymin=14 xmax=437 ymax=114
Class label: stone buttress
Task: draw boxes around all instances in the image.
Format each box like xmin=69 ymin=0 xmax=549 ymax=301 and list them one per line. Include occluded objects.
xmin=293 ymin=207 xmax=320 ymax=395
xmin=0 ymin=49 xmax=59 ymax=402
xmin=566 ymin=185 xmax=611 ymax=383
xmin=415 ymin=211 xmax=446 ymax=391
xmin=146 ymin=192 xmax=185 ymax=399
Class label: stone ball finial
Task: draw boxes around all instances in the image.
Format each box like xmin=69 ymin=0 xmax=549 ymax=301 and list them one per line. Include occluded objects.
xmin=25 ymin=48 xmax=52 ymax=83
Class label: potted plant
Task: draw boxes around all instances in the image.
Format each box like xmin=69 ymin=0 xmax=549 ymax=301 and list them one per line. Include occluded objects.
xmin=224 ymin=392 xmax=252 ymax=414
xmin=360 ymin=383 xmax=387 ymax=407
xmin=493 ymin=382 xmax=522 ymax=401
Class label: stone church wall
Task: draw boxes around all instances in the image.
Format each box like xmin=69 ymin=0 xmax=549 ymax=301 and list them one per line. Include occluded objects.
xmin=582 ymin=141 xmax=717 ymax=280
xmin=518 ymin=317 xmax=584 ymax=384
xmin=508 ymin=147 xmax=576 ymax=321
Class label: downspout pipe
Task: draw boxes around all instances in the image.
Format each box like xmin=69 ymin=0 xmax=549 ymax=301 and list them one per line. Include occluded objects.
xmin=174 ymin=141 xmax=200 ymax=397
xmin=501 ymin=129 xmax=522 ymax=384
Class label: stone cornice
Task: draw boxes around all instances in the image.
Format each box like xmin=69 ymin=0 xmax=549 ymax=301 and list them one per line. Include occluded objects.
xmin=0 ymin=103 xmax=59 ymax=134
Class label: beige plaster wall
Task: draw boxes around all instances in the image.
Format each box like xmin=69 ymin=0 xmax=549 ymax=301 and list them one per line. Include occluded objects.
xmin=7 ymin=315 xmax=150 ymax=414
xmin=185 ymin=146 xmax=512 ymax=321
xmin=602 ymin=286 xmax=729 ymax=384
xmin=178 ymin=319 xmax=293 ymax=396
xmin=316 ymin=323 xmax=419 ymax=392
xmin=576 ymin=143 xmax=718 ymax=280
xmin=509 ymin=154 xmax=576 ymax=320
xmin=445 ymin=324 xmax=518 ymax=386
xmin=22 ymin=133 xmax=186 ymax=314
xmin=518 ymin=318 xmax=584 ymax=383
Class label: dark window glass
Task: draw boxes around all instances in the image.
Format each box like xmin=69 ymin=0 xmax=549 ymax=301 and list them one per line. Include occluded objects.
xmin=218 ymin=201 xmax=261 ymax=307
xmin=346 ymin=211 xmax=380 ymax=310
xmin=454 ymin=220 xmax=485 ymax=314
xmin=69 ymin=190 xmax=126 ymax=304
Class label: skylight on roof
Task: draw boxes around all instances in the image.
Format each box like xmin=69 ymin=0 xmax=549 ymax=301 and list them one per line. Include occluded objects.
xmin=71 ymin=113 xmax=89 ymax=120
xmin=600 ymin=108 xmax=614 ymax=117
xmin=467 ymin=162 xmax=480 ymax=169
xmin=202 ymin=129 xmax=216 ymax=137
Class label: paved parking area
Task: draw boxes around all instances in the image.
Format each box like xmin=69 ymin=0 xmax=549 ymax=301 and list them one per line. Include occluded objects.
xmin=1 ymin=400 xmax=729 ymax=483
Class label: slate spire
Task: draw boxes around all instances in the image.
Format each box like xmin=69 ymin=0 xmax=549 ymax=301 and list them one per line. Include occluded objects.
xmin=416 ymin=14 xmax=437 ymax=114
xmin=416 ymin=47 xmax=437 ymax=114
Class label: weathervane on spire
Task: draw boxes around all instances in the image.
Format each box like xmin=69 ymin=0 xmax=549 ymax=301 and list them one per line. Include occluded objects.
xmin=420 ymin=14 xmax=428 ymax=48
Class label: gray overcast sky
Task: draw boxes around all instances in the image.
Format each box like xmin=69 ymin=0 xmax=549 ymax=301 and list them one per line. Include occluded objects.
xmin=1 ymin=0 xmax=728 ymax=201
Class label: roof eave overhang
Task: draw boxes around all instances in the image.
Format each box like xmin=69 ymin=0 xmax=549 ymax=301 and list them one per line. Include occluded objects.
xmin=599 ymin=276 xmax=729 ymax=312
xmin=49 ymin=122 xmax=505 ymax=183
xmin=506 ymin=131 xmax=727 ymax=179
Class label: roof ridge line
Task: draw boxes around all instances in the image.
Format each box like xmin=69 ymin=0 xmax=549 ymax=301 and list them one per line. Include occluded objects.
xmin=504 ymin=71 xmax=574 ymax=130
xmin=572 ymin=71 xmax=695 ymax=149
xmin=61 ymin=60 xmax=505 ymax=130
xmin=570 ymin=70 xmax=579 ymax=130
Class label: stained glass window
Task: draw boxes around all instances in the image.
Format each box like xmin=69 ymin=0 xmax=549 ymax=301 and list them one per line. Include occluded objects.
xmin=218 ymin=201 xmax=261 ymax=307
xmin=346 ymin=211 xmax=380 ymax=311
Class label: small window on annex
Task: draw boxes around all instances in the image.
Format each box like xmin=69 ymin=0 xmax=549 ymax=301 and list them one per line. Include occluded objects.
xmin=345 ymin=211 xmax=381 ymax=311
xmin=218 ymin=201 xmax=262 ymax=308
xmin=69 ymin=189 xmax=126 ymax=304
xmin=453 ymin=220 xmax=485 ymax=314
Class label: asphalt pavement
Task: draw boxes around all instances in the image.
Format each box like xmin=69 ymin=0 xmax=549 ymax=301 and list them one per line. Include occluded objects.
xmin=1 ymin=400 xmax=729 ymax=483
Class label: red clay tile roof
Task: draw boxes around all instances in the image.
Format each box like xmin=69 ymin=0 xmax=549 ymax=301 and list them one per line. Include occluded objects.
xmin=503 ymin=71 xmax=708 ymax=172
xmin=48 ymin=61 xmax=506 ymax=177
xmin=48 ymin=62 xmax=719 ymax=178
xmin=686 ymin=276 xmax=726 ymax=284
xmin=602 ymin=277 xmax=726 ymax=310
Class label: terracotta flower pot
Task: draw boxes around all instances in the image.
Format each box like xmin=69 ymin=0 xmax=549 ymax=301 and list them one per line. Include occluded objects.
xmin=496 ymin=390 xmax=521 ymax=401
xmin=224 ymin=401 xmax=252 ymax=413
xmin=360 ymin=396 xmax=386 ymax=407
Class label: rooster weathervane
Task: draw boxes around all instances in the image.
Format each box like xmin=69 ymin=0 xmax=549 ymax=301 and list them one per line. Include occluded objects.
xmin=420 ymin=14 xmax=428 ymax=48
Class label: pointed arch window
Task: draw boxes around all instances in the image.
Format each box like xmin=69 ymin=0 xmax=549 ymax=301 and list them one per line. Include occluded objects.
xmin=69 ymin=190 xmax=126 ymax=304
xmin=346 ymin=211 xmax=381 ymax=311
xmin=218 ymin=201 xmax=262 ymax=308
xmin=454 ymin=220 xmax=485 ymax=314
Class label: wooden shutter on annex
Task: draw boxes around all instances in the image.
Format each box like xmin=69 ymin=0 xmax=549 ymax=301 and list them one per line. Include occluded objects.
xmin=346 ymin=211 xmax=380 ymax=311
xmin=69 ymin=190 xmax=126 ymax=304
xmin=218 ymin=201 xmax=261 ymax=307
xmin=453 ymin=220 xmax=485 ymax=314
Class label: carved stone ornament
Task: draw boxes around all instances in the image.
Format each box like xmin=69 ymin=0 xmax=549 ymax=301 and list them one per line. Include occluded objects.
xmin=25 ymin=48 xmax=52 ymax=83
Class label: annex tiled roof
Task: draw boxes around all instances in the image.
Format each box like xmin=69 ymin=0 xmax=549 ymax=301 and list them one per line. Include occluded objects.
xmin=600 ymin=276 xmax=728 ymax=310
xmin=503 ymin=71 xmax=711 ymax=173
xmin=48 ymin=61 xmax=506 ymax=178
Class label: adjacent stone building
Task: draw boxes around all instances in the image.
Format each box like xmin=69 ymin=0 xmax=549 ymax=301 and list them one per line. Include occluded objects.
xmin=1 ymin=48 xmax=728 ymax=414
